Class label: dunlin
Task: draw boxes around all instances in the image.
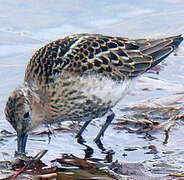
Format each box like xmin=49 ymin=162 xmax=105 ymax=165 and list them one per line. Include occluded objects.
xmin=4 ymin=33 xmax=183 ymax=153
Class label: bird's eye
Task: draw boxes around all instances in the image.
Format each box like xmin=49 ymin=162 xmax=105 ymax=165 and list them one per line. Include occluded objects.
xmin=23 ymin=112 xmax=30 ymax=119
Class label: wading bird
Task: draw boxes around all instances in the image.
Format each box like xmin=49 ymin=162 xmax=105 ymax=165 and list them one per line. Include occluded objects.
xmin=5 ymin=33 xmax=183 ymax=154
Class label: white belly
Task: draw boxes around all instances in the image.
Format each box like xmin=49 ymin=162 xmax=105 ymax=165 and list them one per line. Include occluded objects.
xmin=41 ymin=74 xmax=137 ymax=123
xmin=80 ymin=75 xmax=136 ymax=107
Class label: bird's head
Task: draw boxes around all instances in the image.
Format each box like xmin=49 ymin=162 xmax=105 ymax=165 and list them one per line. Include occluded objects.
xmin=4 ymin=88 xmax=32 ymax=154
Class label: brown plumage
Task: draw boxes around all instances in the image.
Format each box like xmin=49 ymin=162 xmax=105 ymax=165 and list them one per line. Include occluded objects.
xmin=5 ymin=33 xmax=183 ymax=154
xmin=25 ymin=33 xmax=183 ymax=84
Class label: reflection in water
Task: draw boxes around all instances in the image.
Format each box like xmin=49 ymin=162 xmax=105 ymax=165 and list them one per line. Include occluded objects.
xmin=77 ymin=135 xmax=114 ymax=163
xmin=77 ymin=136 xmax=94 ymax=159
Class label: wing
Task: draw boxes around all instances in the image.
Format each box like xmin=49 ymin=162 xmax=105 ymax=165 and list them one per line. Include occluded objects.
xmin=25 ymin=33 xmax=183 ymax=84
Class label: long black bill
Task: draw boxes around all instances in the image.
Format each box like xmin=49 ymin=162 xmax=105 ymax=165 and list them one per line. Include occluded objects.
xmin=17 ymin=132 xmax=28 ymax=154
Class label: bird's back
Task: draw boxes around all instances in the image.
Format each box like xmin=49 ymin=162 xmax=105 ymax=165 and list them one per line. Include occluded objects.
xmin=24 ymin=33 xmax=183 ymax=86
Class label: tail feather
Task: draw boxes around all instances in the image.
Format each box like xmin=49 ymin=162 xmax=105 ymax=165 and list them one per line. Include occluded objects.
xmin=150 ymin=35 xmax=183 ymax=68
xmin=150 ymin=47 xmax=173 ymax=65
xmin=134 ymin=34 xmax=183 ymax=69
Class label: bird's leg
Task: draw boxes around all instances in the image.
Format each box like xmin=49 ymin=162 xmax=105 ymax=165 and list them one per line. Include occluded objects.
xmin=77 ymin=135 xmax=86 ymax=144
xmin=77 ymin=136 xmax=94 ymax=159
xmin=94 ymin=109 xmax=115 ymax=142
xmin=75 ymin=120 xmax=92 ymax=138
xmin=76 ymin=121 xmax=94 ymax=159
xmin=95 ymin=138 xmax=106 ymax=152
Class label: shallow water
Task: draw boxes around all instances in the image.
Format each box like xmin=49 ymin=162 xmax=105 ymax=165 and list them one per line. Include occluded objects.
xmin=0 ymin=0 xmax=184 ymax=179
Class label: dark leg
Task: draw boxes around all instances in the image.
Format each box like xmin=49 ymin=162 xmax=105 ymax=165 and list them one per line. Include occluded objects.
xmin=77 ymin=136 xmax=94 ymax=159
xmin=95 ymin=138 xmax=106 ymax=152
xmin=75 ymin=120 xmax=92 ymax=138
xmin=94 ymin=110 xmax=115 ymax=142
xmin=76 ymin=121 xmax=94 ymax=158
